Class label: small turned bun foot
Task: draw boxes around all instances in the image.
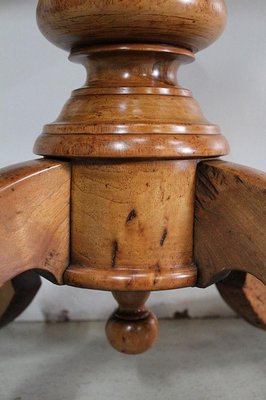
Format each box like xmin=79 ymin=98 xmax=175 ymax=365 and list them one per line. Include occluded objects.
xmin=105 ymin=292 xmax=158 ymax=355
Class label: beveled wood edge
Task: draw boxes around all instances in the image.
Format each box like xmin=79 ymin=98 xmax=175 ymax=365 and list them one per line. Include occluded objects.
xmin=63 ymin=264 xmax=197 ymax=291
xmin=34 ymin=133 xmax=229 ymax=158
xmin=0 ymin=159 xmax=71 ymax=287
xmin=71 ymin=87 xmax=192 ymax=97
xmin=42 ymin=124 xmax=220 ymax=135
xmin=70 ymin=43 xmax=195 ymax=59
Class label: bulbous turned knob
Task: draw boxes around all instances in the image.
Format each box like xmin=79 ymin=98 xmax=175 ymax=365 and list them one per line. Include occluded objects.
xmin=37 ymin=0 xmax=227 ymax=53
xmin=105 ymin=292 xmax=158 ymax=355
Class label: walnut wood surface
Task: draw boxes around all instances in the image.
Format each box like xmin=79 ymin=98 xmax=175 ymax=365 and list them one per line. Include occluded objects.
xmin=37 ymin=0 xmax=227 ymax=53
xmin=0 ymin=159 xmax=70 ymax=286
xmin=64 ymin=159 xmax=197 ymax=291
xmin=194 ymin=160 xmax=266 ymax=287
xmin=216 ymin=272 xmax=266 ymax=330
xmin=0 ymin=271 xmax=41 ymax=328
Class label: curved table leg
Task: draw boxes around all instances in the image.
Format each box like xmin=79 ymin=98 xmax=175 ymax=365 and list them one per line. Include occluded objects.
xmin=194 ymin=160 xmax=266 ymax=329
xmin=0 ymin=271 xmax=41 ymax=328
xmin=0 ymin=159 xmax=70 ymax=325
xmin=216 ymin=271 xmax=266 ymax=330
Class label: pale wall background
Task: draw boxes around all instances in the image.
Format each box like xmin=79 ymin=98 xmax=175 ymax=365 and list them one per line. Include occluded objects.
xmin=0 ymin=0 xmax=265 ymax=321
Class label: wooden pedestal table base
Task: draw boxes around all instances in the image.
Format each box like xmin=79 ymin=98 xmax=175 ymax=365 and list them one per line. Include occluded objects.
xmin=1 ymin=0 xmax=265 ymax=356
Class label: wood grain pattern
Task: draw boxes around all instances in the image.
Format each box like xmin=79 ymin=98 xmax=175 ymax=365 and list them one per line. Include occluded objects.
xmin=216 ymin=272 xmax=266 ymax=330
xmin=34 ymin=3 xmax=228 ymax=161
xmin=0 ymin=159 xmax=71 ymax=286
xmin=35 ymin=133 xmax=228 ymax=159
xmin=106 ymin=291 xmax=158 ymax=355
xmin=37 ymin=0 xmax=227 ymax=53
xmin=10 ymin=0 xmax=265 ymax=353
xmin=194 ymin=160 xmax=266 ymax=287
xmin=34 ymin=44 xmax=228 ymax=159
xmin=64 ymin=159 xmax=197 ymax=291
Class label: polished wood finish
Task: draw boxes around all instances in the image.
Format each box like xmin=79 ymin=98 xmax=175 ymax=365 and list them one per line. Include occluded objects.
xmin=0 ymin=160 xmax=70 ymax=286
xmin=44 ymin=0 xmax=229 ymax=351
xmin=35 ymin=1 xmax=229 ymax=355
xmin=34 ymin=1 xmax=228 ymax=162
xmin=106 ymin=292 xmax=158 ymax=354
xmin=37 ymin=0 xmax=227 ymax=53
xmin=65 ymin=159 xmax=197 ymax=291
xmin=34 ymin=0 xmax=247 ymax=355
xmin=36 ymin=132 xmax=228 ymax=159
xmin=195 ymin=160 xmax=266 ymax=288
xmin=1 ymin=0 xmax=265 ymax=356
xmin=0 ymin=272 xmax=41 ymax=328
xmin=216 ymin=272 xmax=266 ymax=330
xmin=34 ymin=44 xmax=228 ymax=159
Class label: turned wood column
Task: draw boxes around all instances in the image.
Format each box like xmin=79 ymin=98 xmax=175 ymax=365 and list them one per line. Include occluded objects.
xmin=34 ymin=0 xmax=228 ymax=354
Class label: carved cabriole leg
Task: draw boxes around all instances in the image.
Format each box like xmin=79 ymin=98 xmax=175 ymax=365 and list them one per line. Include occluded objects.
xmin=194 ymin=160 xmax=266 ymax=329
xmin=33 ymin=0 xmax=229 ymax=354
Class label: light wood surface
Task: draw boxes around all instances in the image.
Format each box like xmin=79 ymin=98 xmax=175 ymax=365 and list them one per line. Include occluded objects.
xmin=0 ymin=159 xmax=71 ymax=287
xmin=4 ymin=0 xmax=265 ymax=355
xmin=106 ymin=292 xmax=158 ymax=354
xmin=216 ymin=272 xmax=266 ymax=330
xmin=35 ymin=1 xmax=228 ymax=160
xmin=64 ymin=159 xmax=197 ymax=291
xmin=35 ymin=133 xmax=228 ymax=159
xmin=34 ymin=43 xmax=228 ymax=159
xmin=194 ymin=160 xmax=266 ymax=287
xmin=37 ymin=0 xmax=227 ymax=53
xmin=33 ymin=0 xmax=229 ymax=354
xmin=194 ymin=160 xmax=266 ymax=329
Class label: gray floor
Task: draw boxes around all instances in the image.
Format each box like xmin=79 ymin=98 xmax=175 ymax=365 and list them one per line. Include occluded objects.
xmin=0 ymin=320 xmax=265 ymax=400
